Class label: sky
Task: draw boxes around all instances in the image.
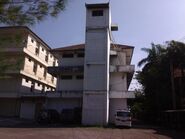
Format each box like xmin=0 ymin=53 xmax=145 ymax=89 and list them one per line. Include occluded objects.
xmin=30 ymin=0 xmax=185 ymax=89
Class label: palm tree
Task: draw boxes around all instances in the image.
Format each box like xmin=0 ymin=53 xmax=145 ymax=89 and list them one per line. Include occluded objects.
xmin=166 ymin=41 xmax=185 ymax=109
xmin=138 ymin=43 xmax=166 ymax=67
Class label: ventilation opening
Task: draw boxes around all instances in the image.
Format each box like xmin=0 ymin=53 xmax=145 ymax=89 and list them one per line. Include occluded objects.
xmin=92 ymin=10 xmax=103 ymax=16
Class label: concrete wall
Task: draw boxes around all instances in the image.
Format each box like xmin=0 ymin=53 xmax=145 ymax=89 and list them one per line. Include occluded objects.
xmin=25 ymin=35 xmax=57 ymax=87
xmin=109 ymin=98 xmax=127 ymax=123
xmin=82 ymin=4 xmax=110 ymax=125
xmin=58 ymin=75 xmax=83 ymax=91
xmin=82 ymin=92 xmax=108 ymax=125
xmin=110 ymin=72 xmax=127 ymax=91
xmin=38 ymin=44 xmax=47 ymax=63
xmin=23 ymin=56 xmax=35 ymax=75
xmin=23 ymin=51 xmax=57 ymax=86
xmin=20 ymin=101 xmax=35 ymax=119
xmin=27 ymin=35 xmax=37 ymax=54
xmin=20 ymin=78 xmax=32 ymax=93
xmin=20 ymin=77 xmax=54 ymax=93
xmin=86 ymin=8 xmax=109 ymax=28
xmin=47 ymin=98 xmax=82 ymax=113
xmin=34 ymin=82 xmax=43 ymax=93
xmin=110 ymin=52 xmax=126 ymax=66
xmin=0 ymin=98 xmax=20 ymax=117
xmin=84 ymin=30 xmax=108 ymax=90
xmin=36 ymin=64 xmax=45 ymax=79
xmin=0 ymin=78 xmax=21 ymax=93
xmin=84 ymin=65 xmax=107 ymax=90
xmin=58 ymin=54 xmax=84 ymax=66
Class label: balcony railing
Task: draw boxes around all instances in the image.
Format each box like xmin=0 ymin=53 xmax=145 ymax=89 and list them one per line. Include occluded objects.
xmin=110 ymin=65 xmax=135 ymax=73
xmin=109 ymin=91 xmax=135 ymax=99
xmin=48 ymin=66 xmax=84 ymax=76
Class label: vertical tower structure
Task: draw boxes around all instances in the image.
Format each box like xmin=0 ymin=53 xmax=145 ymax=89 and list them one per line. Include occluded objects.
xmin=82 ymin=3 xmax=111 ymax=125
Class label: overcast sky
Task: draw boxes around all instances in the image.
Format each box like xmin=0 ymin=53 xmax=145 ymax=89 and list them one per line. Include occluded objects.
xmin=31 ymin=0 xmax=185 ymax=89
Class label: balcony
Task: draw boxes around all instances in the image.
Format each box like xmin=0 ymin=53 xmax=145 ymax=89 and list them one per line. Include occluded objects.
xmin=48 ymin=66 xmax=84 ymax=76
xmin=47 ymin=90 xmax=83 ymax=98
xmin=109 ymin=91 xmax=135 ymax=99
xmin=110 ymin=50 xmax=117 ymax=55
xmin=110 ymin=65 xmax=135 ymax=73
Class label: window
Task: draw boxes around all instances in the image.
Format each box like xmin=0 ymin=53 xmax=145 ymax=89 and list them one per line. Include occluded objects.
xmin=40 ymin=65 xmax=42 ymax=68
xmin=42 ymin=47 xmax=44 ymax=52
xmin=35 ymin=47 xmax=39 ymax=55
xmin=53 ymin=61 xmax=55 ymax=66
xmin=38 ymin=83 xmax=40 ymax=86
xmin=30 ymin=83 xmax=34 ymax=92
xmin=45 ymin=55 xmax=48 ymax=62
xmin=117 ymin=112 xmax=131 ymax=117
xmin=44 ymin=69 xmax=47 ymax=78
xmin=60 ymin=75 xmax=73 ymax=80
xmin=31 ymin=39 xmax=34 ymax=43
xmin=76 ymin=75 xmax=84 ymax=80
xmin=62 ymin=53 xmax=73 ymax=58
xmin=50 ymin=55 xmax=53 ymax=58
xmin=36 ymin=42 xmax=40 ymax=47
xmin=77 ymin=53 xmax=84 ymax=58
xmin=28 ymin=58 xmax=31 ymax=62
xmin=92 ymin=10 xmax=103 ymax=16
xmin=41 ymin=87 xmax=44 ymax=93
xmin=33 ymin=63 xmax=37 ymax=73
xmin=51 ymin=76 xmax=54 ymax=83
xmin=26 ymin=79 xmax=29 ymax=83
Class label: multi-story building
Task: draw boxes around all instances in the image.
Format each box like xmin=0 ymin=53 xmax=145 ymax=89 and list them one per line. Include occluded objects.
xmin=0 ymin=26 xmax=57 ymax=119
xmin=48 ymin=3 xmax=135 ymax=125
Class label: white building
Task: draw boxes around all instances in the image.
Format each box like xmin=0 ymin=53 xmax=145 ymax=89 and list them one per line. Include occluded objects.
xmin=0 ymin=26 xmax=57 ymax=119
xmin=48 ymin=3 xmax=135 ymax=125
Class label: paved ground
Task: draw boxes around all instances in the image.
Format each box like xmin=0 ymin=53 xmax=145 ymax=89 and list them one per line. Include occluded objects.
xmin=0 ymin=117 xmax=184 ymax=139
xmin=0 ymin=126 xmax=184 ymax=139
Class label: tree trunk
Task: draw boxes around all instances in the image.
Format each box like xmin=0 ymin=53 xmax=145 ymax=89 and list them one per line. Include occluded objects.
xmin=170 ymin=60 xmax=176 ymax=109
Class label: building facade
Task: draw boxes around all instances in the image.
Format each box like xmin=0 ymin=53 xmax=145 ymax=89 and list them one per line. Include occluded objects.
xmin=0 ymin=3 xmax=135 ymax=125
xmin=48 ymin=3 xmax=135 ymax=125
xmin=0 ymin=26 xmax=57 ymax=119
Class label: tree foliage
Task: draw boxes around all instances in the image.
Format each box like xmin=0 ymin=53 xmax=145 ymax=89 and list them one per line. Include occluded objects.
xmin=0 ymin=0 xmax=66 ymax=25
xmin=136 ymin=40 xmax=185 ymax=122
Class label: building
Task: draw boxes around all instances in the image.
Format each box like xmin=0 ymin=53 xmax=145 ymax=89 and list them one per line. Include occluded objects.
xmin=0 ymin=26 xmax=57 ymax=119
xmin=48 ymin=3 xmax=135 ymax=125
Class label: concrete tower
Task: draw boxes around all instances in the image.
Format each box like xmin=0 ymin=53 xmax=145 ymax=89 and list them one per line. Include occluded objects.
xmin=82 ymin=3 xmax=111 ymax=125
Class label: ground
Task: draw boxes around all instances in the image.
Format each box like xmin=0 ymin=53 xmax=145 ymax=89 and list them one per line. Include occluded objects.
xmin=0 ymin=126 xmax=185 ymax=139
xmin=0 ymin=117 xmax=184 ymax=139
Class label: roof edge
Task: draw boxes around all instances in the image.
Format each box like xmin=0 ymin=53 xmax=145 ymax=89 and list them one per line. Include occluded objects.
xmin=85 ymin=3 xmax=109 ymax=9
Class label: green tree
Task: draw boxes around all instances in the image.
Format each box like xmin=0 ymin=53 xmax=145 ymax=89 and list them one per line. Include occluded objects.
xmin=136 ymin=41 xmax=185 ymax=123
xmin=0 ymin=0 xmax=66 ymax=26
xmin=0 ymin=0 xmax=66 ymax=75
